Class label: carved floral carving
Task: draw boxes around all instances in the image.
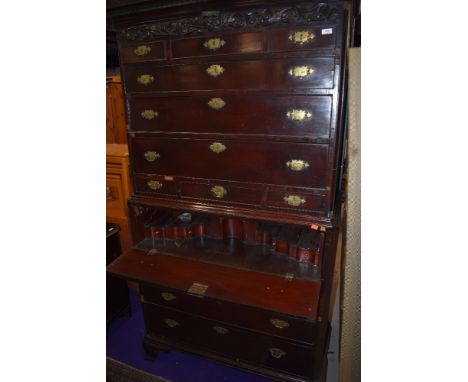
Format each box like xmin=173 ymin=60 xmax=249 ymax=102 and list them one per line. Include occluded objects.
xmin=118 ymin=3 xmax=340 ymax=41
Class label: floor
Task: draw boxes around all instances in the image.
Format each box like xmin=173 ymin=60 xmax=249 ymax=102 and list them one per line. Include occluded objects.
xmin=107 ymin=289 xmax=338 ymax=382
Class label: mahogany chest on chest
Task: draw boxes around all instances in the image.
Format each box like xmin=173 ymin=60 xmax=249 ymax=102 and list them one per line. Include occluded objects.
xmin=107 ymin=1 xmax=349 ymax=381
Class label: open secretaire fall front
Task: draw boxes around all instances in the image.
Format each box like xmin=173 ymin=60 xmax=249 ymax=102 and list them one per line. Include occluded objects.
xmin=107 ymin=1 xmax=349 ymax=381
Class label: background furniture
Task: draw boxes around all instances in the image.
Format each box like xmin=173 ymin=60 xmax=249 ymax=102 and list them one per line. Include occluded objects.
xmin=106 ymin=144 xmax=132 ymax=251
xmin=107 ymin=76 xmax=128 ymax=144
xmin=107 ymin=224 xmax=130 ymax=325
xmin=107 ymin=1 xmax=349 ymax=381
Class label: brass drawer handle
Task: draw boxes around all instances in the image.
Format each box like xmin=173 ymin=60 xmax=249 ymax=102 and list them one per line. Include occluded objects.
xmin=213 ymin=326 xmax=230 ymax=335
xmin=161 ymin=292 xmax=176 ymax=301
xmin=204 ymin=38 xmax=226 ymax=51
xmin=288 ymin=65 xmax=314 ymax=78
xmin=137 ymin=74 xmax=154 ymax=85
xmin=141 ymin=109 xmax=158 ymax=120
xmin=144 ymin=151 xmax=160 ymax=162
xmin=269 ymin=347 xmax=286 ymax=359
xmin=286 ymin=160 xmax=310 ymax=171
xmin=211 ymin=185 xmax=227 ymax=199
xmin=164 ymin=319 xmax=179 ymax=328
xmin=209 ymin=142 xmax=226 ymax=154
xmin=133 ymin=45 xmax=152 ymax=56
xmin=288 ymin=31 xmax=315 ymax=45
xmin=283 ymin=195 xmax=306 ymax=207
xmin=269 ymin=318 xmax=290 ymax=329
xmin=208 ymin=97 xmax=226 ymax=110
xmin=206 ymin=64 xmax=225 ymax=77
xmin=286 ymin=109 xmax=312 ymax=122
xmin=147 ymin=180 xmax=163 ymax=190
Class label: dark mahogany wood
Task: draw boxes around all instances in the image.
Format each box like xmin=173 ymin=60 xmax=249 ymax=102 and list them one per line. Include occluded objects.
xmin=108 ymin=1 xmax=348 ymax=381
xmin=107 ymin=248 xmax=321 ymax=320
xmin=119 ymin=40 xmax=166 ymax=63
xmin=140 ymin=283 xmax=316 ymax=344
xmin=123 ymin=57 xmax=335 ymax=93
xmin=129 ymin=94 xmax=333 ymax=140
xmin=130 ymin=136 xmax=329 ymax=188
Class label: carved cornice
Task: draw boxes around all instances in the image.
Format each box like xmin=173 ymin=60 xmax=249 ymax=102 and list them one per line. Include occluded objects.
xmin=118 ymin=2 xmax=341 ymax=41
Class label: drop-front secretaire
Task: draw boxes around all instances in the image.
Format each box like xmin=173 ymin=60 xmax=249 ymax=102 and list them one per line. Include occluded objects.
xmin=107 ymin=1 xmax=350 ymax=381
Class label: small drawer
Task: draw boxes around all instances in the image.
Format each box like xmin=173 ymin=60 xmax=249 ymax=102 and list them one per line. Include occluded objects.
xmin=142 ymin=303 xmax=315 ymax=378
xmin=270 ymin=26 xmax=336 ymax=52
xmin=172 ymin=31 xmax=264 ymax=58
xmin=141 ymin=283 xmax=316 ymax=344
xmin=266 ymin=188 xmax=327 ymax=213
xmin=119 ymin=41 xmax=166 ymax=63
xmin=123 ymin=57 xmax=335 ymax=92
xmin=134 ymin=175 xmax=178 ymax=196
xmin=180 ymin=181 xmax=262 ymax=206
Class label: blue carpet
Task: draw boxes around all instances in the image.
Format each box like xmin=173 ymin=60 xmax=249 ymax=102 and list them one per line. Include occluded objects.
xmin=107 ymin=289 xmax=274 ymax=382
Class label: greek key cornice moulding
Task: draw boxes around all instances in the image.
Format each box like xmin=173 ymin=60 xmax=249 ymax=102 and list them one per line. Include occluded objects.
xmin=118 ymin=2 xmax=340 ymax=41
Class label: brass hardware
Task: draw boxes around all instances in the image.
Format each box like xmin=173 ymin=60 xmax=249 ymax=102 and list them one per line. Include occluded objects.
xmin=288 ymin=31 xmax=315 ymax=45
xmin=147 ymin=180 xmax=163 ymax=190
xmin=161 ymin=292 xmax=176 ymax=301
xmin=137 ymin=74 xmax=154 ymax=85
xmin=286 ymin=160 xmax=310 ymax=171
xmin=283 ymin=195 xmax=306 ymax=207
xmin=209 ymin=142 xmax=226 ymax=154
xmin=133 ymin=45 xmax=152 ymax=56
xmin=213 ymin=326 xmax=230 ymax=335
xmin=270 ymin=318 xmax=290 ymax=329
xmin=211 ymin=185 xmax=227 ymax=199
xmin=285 ymin=273 xmax=294 ymax=281
xmin=288 ymin=66 xmax=314 ymax=78
xmin=269 ymin=348 xmax=286 ymax=359
xmin=164 ymin=319 xmax=180 ymax=328
xmin=141 ymin=109 xmax=158 ymax=120
xmin=207 ymin=97 xmax=226 ymax=110
xmin=187 ymin=282 xmax=208 ymax=296
xmin=204 ymin=38 xmax=226 ymax=51
xmin=144 ymin=151 xmax=161 ymax=162
xmin=286 ymin=109 xmax=312 ymax=122
xmin=206 ymin=64 xmax=225 ymax=77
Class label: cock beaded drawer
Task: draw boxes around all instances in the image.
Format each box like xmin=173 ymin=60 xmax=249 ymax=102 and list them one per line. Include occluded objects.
xmin=107 ymin=1 xmax=349 ymax=381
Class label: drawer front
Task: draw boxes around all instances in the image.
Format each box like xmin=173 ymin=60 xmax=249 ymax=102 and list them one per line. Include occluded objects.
xmin=180 ymin=181 xmax=262 ymax=206
xmin=270 ymin=26 xmax=336 ymax=52
xmin=134 ymin=174 xmax=178 ymax=196
xmin=119 ymin=41 xmax=166 ymax=63
xmin=141 ymin=284 xmax=315 ymax=344
xmin=267 ymin=188 xmax=327 ymax=213
xmin=124 ymin=57 xmax=334 ymax=92
xmin=131 ymin=137 xmax=328 ymax=189
xmin=142 ymin=303 xmax=315 ymax=377
xmin=172 ymin=31 xmax=264 ymax=58
xmin=129 ymin=95 xmax=332 ymax=140
xmin=106 ymin=175 xmax=126 ymax=218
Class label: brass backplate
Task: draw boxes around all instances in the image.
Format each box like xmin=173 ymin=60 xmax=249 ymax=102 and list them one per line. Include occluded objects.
xmin=288 ymin=66 xmax=314 ymax=78
xmin=204 ymin=38 xmax=226 ymax=51
xmin=133 ymin=45 xmax=152 ymax=56
xmin=288 ymin=31 xmax=315 ymax=45
xmin=188 ymin=282 xmax=208 ymax=297
xmin=206 ymin=64 xmax=225 ymax=77
xmin=207 ymin=97 xmax=226 ymax=110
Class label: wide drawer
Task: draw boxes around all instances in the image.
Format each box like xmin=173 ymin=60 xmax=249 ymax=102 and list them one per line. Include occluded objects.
xmin=141 ymin=283 xmax=316 ymax=344
xmin=142 ymin=303 xmax=315 ymax=377
xmin=123 ymin=57 xmax=334 ymax=92
xmin=129 ymin=94 xmax=332 ymax=140
xmin=119 ymin=41 xmax=166 ymax=64
xmin=131 ymin=137 xmax=328 ymax=189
